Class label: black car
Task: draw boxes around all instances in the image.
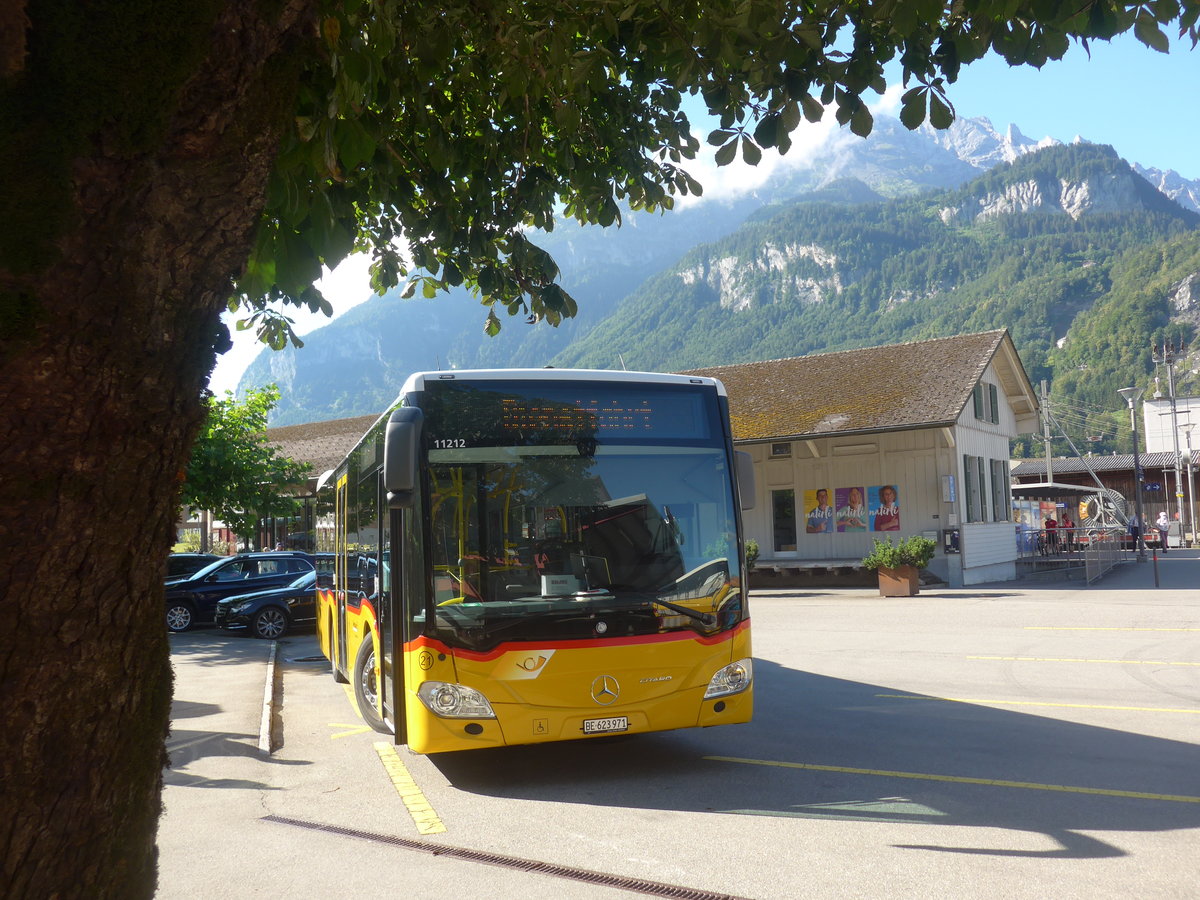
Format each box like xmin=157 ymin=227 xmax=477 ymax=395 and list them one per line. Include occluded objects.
xmin=165 ymin=552 xmax=222 ymax=582
xmin=214 ymin=570 xmax=318 ymax=639
xmin=164 ymin=552 xmax=314 ymax=632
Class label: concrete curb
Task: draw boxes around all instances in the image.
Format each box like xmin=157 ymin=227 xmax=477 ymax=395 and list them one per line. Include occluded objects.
xmin=258 ymin=640 xmax=278 ymax=754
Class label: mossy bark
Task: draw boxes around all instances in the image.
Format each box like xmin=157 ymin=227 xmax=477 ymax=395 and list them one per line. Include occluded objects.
xmin=0 ymin=2 xmax=315 ymax=897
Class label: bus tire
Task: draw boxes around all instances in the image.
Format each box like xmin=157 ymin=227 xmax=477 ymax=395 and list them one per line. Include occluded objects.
xmin=166 ymin=601 xmax=195 ymax=633
xmin=353 ymin=636 xmax=391 ymax=735
xmin=328 ymin=614 xmax=347 ymax=683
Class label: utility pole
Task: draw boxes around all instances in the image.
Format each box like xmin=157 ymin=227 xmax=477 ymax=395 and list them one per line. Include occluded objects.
xmin=1041 ymin=380 xmax=1054 ymax=483
xmin=1119 ymin=387 xmax=1149 ymax=565
xmin=1152 ymin=338 xmax=1189 ymax=548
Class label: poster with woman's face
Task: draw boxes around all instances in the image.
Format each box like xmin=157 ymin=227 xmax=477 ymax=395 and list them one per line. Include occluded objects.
xmin=835 ymin=486 xmax=867 ymax=532
xmin=869 ymin=485 xmax=901 ymax=531
xmin=804 ymin=487 xmax=833 ymax=534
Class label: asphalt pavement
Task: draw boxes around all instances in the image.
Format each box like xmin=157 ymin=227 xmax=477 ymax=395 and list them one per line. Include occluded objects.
xmin=156 ymin=552 xmax=1199 ymax=899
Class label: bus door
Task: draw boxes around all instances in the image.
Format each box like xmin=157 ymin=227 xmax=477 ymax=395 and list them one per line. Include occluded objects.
xmin=335 ymin=474 xmax=349 ymax=668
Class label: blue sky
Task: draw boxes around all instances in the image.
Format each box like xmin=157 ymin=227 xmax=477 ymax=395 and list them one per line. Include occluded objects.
xmin=208 ymin=31 xmax=1199 ymax=394
xmin=936 ymin=32 xmax=1198 ymax=178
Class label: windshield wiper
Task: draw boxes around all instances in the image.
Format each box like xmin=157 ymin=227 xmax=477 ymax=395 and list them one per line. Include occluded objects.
xmin=649 ymin=597 xmax=715 ymax=626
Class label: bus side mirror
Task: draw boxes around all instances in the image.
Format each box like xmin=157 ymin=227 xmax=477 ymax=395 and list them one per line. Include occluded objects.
xmin=736 ymin=451 xmax=755 ymax=511
xmin=384 ymin=407 xmax=423 ymax=508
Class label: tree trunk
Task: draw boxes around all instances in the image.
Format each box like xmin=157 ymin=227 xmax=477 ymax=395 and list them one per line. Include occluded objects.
xmin=0 ymin=3 xmax=315 ymax=897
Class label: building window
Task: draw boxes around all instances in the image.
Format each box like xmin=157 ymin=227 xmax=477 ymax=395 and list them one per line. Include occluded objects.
xmin=772 ymin=489 xmax=796 ymax=552
xmin=990 ymin=459 xmax=1011 ymax=522
xmin=770 ymin=442 xmax=792 ymax=458
xmin=964 ymin=455 xmax=989 ymax=523
xmin=973 ymin=382 xmax=1000 ymax=424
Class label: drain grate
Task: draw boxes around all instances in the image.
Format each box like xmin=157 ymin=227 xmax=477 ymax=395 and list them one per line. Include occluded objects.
xmin=263 ymin=815 xmax=750 ymax=899
xmin=286 ymin=655 xmax=327 ymax=663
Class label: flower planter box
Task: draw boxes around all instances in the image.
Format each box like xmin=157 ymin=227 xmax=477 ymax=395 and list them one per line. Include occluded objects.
xmin=877 ymin=564 xmax=919 ymax=597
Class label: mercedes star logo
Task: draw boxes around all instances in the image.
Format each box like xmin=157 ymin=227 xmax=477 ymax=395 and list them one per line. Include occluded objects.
xmin=590 ymin=675 xmax=620 ymax=706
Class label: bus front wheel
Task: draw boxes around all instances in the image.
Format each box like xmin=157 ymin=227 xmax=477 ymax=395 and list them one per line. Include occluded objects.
xmin=353 ymin=637 xmax=391 ymax=735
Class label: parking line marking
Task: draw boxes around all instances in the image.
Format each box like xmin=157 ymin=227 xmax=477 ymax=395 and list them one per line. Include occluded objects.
xmin=330 ymin=722 xmax=372 ymax=739
xmin=876 ymin=694 xmax=1200 ymax=715
xmin=705 ymin=756 xmax=1200 ymax=804
xmin=374 ymin=742 xmax=447 ymax=834
xmin=968 ymin=655 xmax=1200 ymax=666
xmin=1025 ymin=626 xmax=1200 ymax=632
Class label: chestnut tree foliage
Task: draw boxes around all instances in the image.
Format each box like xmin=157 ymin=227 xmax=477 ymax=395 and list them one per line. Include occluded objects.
xmin=237 ymin=0 xmax=1200 ymax=346
xmin=0 ymin=2 xmax=1197 ymax=898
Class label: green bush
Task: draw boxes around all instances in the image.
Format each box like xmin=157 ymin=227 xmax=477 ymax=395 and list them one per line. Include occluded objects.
xmin=861 ymin=535 xmax=937 ymax=570
xmin=744 ymin=539 xmax=759 ymax=572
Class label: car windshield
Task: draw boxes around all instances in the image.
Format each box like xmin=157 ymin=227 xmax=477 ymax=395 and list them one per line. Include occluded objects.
xmin=289 ymin=570 xmax=316 ymax=589
xmin=190 ymin=556 xmax=234 ymax=580
xmin=420 ymin=444 xmax=743 ymax=652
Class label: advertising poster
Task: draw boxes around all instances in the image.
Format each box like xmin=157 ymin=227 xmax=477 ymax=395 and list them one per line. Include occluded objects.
xmin=835 ymin=486 xmax=867 ymax=532
xmin=804 ymin=487 xmax=834 ymax=534
xmin=869 ymin=484 xmax=901 ymax=531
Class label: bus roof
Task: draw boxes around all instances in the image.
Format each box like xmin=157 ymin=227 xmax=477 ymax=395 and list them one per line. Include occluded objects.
xmin=396 ymin=368 xmax=728 ymax=398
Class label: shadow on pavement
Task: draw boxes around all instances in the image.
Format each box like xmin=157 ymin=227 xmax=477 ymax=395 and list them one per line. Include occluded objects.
xmin=428 ymin=657 xmax=1200 ymax=860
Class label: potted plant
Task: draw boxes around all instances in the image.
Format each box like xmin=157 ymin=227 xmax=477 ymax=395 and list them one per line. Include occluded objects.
xmin=861 ymin=535 xmax=937 ymax=597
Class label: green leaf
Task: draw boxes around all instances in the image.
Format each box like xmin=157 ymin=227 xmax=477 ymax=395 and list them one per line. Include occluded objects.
xmin=928 ymin=91 xmax=954 ymax=130
xmin=713 ymin=139 xmax=737 ymax=167
xmin=1134 ymin=15 xmax=1171 ymax=52
xmin=800 ymin=94 xmax=824 ymax=123
xmin=898 ymin=87 xmax=927 ymax=129
xmin=741 ymin=136 xmax=762 ymax=166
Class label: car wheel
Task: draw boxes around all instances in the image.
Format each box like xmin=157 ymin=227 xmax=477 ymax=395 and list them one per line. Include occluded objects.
xmin=166 ymin=602 xmax=194 ymax=633
xmin=353 ymin=637 xmax=391 ymax=735
xmin=252 ymin=606 xmax=289 ymax=640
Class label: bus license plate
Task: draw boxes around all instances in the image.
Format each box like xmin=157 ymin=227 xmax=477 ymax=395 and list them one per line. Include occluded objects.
xmin=583 ymin=716 xmax=628 ymax=735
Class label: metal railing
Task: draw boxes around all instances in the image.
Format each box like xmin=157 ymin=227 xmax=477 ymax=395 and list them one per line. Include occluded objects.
xmin=1016 ymin=526 xmax=1133 ymax=582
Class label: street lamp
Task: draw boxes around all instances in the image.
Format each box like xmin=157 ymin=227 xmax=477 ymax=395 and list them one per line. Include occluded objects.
xmin=1118 ymin=387 xmax=1148 ymax=561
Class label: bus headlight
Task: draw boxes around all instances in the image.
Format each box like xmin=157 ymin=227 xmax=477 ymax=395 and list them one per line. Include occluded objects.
xmin=417 ymin=681 xmax=497 ymax=719
xmin=703 ymin=658 xmax=753 ymax=699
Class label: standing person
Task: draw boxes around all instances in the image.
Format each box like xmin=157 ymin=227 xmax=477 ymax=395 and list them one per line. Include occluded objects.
xmin=1128 ymin=512 xmax=1141 ymax=551
xmin=1059 ymin=512 xmax=1074 ymax=552
xmin=1044 ymin=514 xmax=1058 ymax=554
xmin=1155 ymin=510 xmax=1170 ymax=553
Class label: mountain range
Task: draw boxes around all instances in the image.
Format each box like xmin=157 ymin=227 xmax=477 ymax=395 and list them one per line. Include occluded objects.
xmin=239 ymin=116 xmax=1200 ymax=454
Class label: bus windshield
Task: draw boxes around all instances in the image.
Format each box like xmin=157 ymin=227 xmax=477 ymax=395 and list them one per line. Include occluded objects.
xmin=423 ymin=443 xmax=742 ymax=652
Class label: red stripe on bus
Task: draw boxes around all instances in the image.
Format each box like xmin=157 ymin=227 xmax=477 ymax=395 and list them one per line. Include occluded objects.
xmin=405 ymin=618 xmax=748 ymax=660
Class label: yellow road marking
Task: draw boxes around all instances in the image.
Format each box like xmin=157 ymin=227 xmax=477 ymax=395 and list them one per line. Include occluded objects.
xmin=969 ymin=655 xmax=1200 ymax=666
xmin=705 ymin=756 xmax=1200 ymax=804
xmin=374 ymin=742 xmax=447 ymax=834
xmin=330 ymin=722 xmax=372 ymax=739
xmin=876 ymin=694 xmax=1200 ymax=715
xmin=1025 ymin=626 xmax=1200 ymax=632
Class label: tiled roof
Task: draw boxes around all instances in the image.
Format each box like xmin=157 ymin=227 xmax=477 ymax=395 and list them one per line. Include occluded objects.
xmin=267 ymin=413 xmax=378 ymax=473
xmin=1012 ymin=452 xmax=1199 ymax=476
xmin=684 ymin=330 xmax=1013 ymax=442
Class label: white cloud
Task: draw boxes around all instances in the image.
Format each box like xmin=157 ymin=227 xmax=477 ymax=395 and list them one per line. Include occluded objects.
xmin=206 ymin=252 xmax=378 ymax=395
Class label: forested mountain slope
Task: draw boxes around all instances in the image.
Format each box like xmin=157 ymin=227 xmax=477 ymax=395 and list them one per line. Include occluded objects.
xmin=241 ymin=129 xmax=1200 ymax=449
xmin=553 ymin=145 xmax=1200 ymax=453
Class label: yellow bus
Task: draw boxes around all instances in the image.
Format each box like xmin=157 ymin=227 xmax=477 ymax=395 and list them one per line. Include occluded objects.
xmin=316 ymin=369 xmax=754 ymax=753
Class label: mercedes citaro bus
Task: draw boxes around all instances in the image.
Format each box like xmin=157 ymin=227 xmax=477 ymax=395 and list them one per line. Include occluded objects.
xmin=316 ymin=368 xmax=755 ymax=753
